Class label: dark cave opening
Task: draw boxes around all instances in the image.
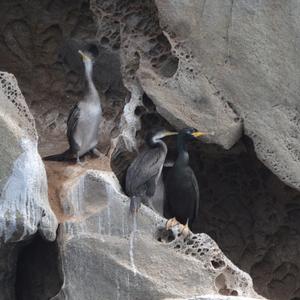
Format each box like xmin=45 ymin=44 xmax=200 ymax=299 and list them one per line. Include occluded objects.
xmin=15 ymin=234 xmax=63 ymax=300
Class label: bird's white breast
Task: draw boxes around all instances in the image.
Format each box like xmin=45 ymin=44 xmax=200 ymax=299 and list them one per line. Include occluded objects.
xmin=75 ymin=101 xmax=102 ymax=156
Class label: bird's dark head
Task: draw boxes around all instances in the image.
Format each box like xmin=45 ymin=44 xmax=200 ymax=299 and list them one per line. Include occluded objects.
xmin=178 ymin=127 xmax=206 ymax=141
xmin=146 ymin=128 xmax=178 ymax=147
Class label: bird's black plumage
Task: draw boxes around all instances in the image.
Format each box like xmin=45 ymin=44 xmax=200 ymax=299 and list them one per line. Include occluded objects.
xmin=66 ymin=103 xmax=80 ymax=153
xmin=125 ymin=129 xmax=177 ymax=214
xmin=164 ymin=128 xmax=201 ymax=227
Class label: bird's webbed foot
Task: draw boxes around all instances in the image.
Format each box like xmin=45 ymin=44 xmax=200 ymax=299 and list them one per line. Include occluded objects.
xmin=165 ymin=218 xmax=191 ymax=239
xmin=180 ymin=220 xmax=191 ymax=239
xmin=76 ymin=154 xmax=85 ymax=166
xmin=165 ymin=217 xmax=179 ymax=230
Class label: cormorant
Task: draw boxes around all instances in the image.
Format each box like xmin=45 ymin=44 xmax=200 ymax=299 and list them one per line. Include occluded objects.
xmin=164 ymin=127 xmax=205 ymax=229
xmin=125 ymin=129 xmax=178 ymax=214
xmin=44 ymin=46 xmax=102 ymax=163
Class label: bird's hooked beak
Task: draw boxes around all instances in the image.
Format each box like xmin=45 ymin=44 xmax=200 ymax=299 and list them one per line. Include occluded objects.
xmin=192 ymin=131 xmax=206 ymax=138
xmin=153 ymin=130 xmax=178 ymax=141
xmin=162 ymin=131 xmax=178 ymax=138
xmin=78 ymin=50 xmax=90 ymax=62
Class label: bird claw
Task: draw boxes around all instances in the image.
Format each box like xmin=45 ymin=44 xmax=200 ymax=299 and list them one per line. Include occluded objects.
xmin=76 ymin=155 xmax=85 ymax=166
xmin=165 ymin=218 xmax=191 ymax=239
xmin=165 ymin=217 xmax=179 ymax=230
xmin=180 ymin=221 xmax=191 ymax=238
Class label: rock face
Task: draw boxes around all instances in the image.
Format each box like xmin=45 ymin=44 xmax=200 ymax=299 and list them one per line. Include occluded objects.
xmin=170 ymin=297 xmax=263 ymax=300
xmin=91 ymin=0 xmax=300 ymax=190
xmin=152 ymin=0 xmax=300 ymax=191
xmin=1 ymin=1 xmax=300 ymax=300
xmin=0 ymin=72 xmax=57 ymax=299
xmin=47 ymin=166 xmax=263 ymax=300
xmin=0 ymin=72 xmax=57 ymax=243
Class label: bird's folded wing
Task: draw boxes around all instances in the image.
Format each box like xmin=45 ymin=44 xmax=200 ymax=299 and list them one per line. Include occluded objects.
xmin=67 ymin=103 xmax=80 ymax=147
xmin=190 ymin=169 xmax=200 ymax=218
xmin=126 ymin=147 xmax=166 ymax=197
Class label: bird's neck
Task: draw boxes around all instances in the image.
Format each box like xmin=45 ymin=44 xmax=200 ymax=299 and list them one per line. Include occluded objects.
xmin=175 ymin=136 xmax=189 ymax=166
xmin=149 ymin=139 xmax=166 ymax=151
xmin=84 ymin=61 xmax=97 ymax=99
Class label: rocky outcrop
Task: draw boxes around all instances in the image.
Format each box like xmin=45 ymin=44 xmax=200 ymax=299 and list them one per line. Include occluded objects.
xmin=170 ymin=297 xmax=263 ymax=300
xmin=0 ymin=72 xmax=57 ymax=242
xmin=0 ymin=72 xmax=57 ymax=299
xmin=1 ymin=1 xmax=300 ymax=299
xmin=149 ymin=0 xmax=300 ymax=191
xmin=91 ymin=0 xmax=300 ymax=191
xmin=47 ymin=165 xmax=264 ymax=300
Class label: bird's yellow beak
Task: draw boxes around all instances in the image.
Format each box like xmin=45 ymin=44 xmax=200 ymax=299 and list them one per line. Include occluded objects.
xmin=78 ymin=50 xmax=89 ymax=61
xmin=163 ymin=131 xmax=178 ymax=137
xmin=192 ymin=131 xmax=206 ymax=138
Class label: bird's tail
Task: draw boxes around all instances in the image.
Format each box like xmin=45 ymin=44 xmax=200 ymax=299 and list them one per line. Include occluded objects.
xmin=129 ymin=196 xmax=142 ymax=214
xmin=43 ymin=149 xmax=74 ymax=162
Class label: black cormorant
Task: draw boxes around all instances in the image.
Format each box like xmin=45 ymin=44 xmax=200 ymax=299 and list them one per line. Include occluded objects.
xmin=164 ymin=127 xmax=205 ymax=228
xmin=125 ymin=129 xmax=178 ymax=214
xmin=44 ymin=45 xmax=102 ymax=163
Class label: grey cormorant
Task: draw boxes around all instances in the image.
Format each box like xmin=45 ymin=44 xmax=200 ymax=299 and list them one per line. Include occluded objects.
xmin=44 ymin=46 xmax=102 ymax=163
xmin=164 ymin=128 xmax=205 ymax=228
xmin=125 ymin=129 xmax=178 ymax=214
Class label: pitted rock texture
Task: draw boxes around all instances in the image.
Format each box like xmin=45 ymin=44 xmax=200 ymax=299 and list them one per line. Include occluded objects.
xmin=165 ymin=297 xmax=263 ymax=300
xmin=0 ymin=72 xmax=57 ymax=300
xmin=1 ymin=1 xmax=299 ymax=300
xmin=153 ymin=0 xmax=300 ymax=191
xmin=187 ymin=297 xmax=264 ymax=300
xmin=0 ymin=71 xmax=57 ymax=243
xmin=179 ymin=137 xmax=300 ymax=300
xmin=168 ymin=233 xmax=253 ymax=297
xmin=90 ymin=0 xmax=242 ymax=149
xmin=45 ymin=165 xmax=263 ymax=300
xmin=91 ymin=0 xmax=300 ymax=190
xmin=0 ymin=72 xmax=36 ymax=138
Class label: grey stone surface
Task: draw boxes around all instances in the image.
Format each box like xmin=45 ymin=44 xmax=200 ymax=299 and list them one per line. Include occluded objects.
xmin=0 ymin=71 xmax=57 ymax=243
xmin=152 ymin=0 xmax=300 ymax=190
xmin=90 ymin=0 xmax=300 ymax=190
xmin=166 ymin=296 xmax=262 ymax=300
xmin=52 ymin=169 xmax=264 ymax=300
xmin=0 ymin=71 xmax=57 ymax=299
xmin=137 ymin=47 xmax=242 ymax=150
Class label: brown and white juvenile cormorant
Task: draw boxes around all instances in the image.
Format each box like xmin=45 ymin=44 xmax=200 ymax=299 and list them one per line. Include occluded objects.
xmin=125 ymin=129 xmax=178 ymax=214
xmin=44 ymin=46 xmax=102 ymax=163
xmin=164 ymin=128 xmax=205 ymax=228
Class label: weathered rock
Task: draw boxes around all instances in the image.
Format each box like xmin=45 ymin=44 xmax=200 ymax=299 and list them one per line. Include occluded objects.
xmin=137 ymin=48 xmax=242 ymax=150
xmin=184 ymin=297 xmax=263 ymax=300
xmin=91 ymin=0 xmax=300 ymax=190
xmin=0 ymin=71 xmax=57 ymax=299
xmin=152 ymin=0 xmax=300 ymax=191
xmin=1 ymin=1 xmax=299 ymax=299
xmin=49 ymin=167 xmax=264 ymax=300
xmin=167 ymin=297 xmax=263 ymax=300
xmin=0 ymin=71 xmax=57 ymax=243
